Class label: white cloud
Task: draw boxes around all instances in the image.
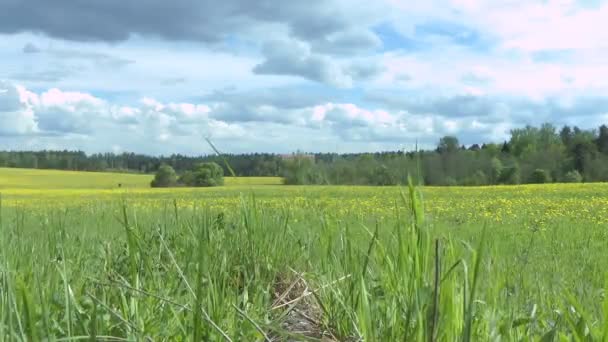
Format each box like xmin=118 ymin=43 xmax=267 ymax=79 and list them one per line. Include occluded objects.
xmin=311 ymin=103 xmax=396 ymax=127
xmin=0 ymin=81 xmax=38 ymax=135
xmin=1 ymin=1 xmax=608 ymax=153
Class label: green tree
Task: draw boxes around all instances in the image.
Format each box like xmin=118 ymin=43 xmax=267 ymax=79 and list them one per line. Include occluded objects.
xmin=463 ymin=170 xmax=488 ymax=186
xmin=499 ymin=164 xmax=521 ymax=185
xmin=510 ymin=126 xmax=538 ymax=156
xmin=573 ymin=142 xmax=596 ymax=173
xmin=597 ymin=124 xmax=608 ymax=154
xmin=563 ymin=170 xmax=583 ymax=183
xmin=530 ymin=169 xmax=551 ymax=184
xmin=490 ymin=157 xmax=503 ymax=184
xmin=560 ymin=125 xmax=573 ymax=149
xmin=150 ymin=164 xmax=177 ymax=188
xmin=372 ymin=165 xmax=395 ymax=186
xmin=283 ymin=156 xmax=324 ymax=185
xmin=178 ymin=171 xmax=195 ymax=186
xmin=190 ymin=162 xmax=224 ymax=187
xmin=437 ymin=136 xmax=460 ymax=154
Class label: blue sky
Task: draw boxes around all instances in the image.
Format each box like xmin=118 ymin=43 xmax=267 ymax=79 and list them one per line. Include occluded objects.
xmin=1 ymin=0 xmax=607 ymax=155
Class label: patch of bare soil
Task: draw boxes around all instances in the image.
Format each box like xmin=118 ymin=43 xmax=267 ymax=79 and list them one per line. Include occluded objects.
xmin=269 ymin=270 xmax=340 ymax=342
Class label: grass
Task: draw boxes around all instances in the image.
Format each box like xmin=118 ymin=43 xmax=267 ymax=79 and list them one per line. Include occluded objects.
xmin=0 ymin=169 xmax=607 ymax=340
xmin=0 ymin=167 xmax=283 ymax=189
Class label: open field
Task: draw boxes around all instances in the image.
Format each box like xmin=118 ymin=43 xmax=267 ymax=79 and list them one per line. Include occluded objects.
xmin=0 ymin=167 xmax=283 ymax=189
xmin=1 ymin=169 xmax=608 ymax=340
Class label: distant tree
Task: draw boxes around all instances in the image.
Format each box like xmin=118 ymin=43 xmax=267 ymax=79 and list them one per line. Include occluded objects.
xmin=372 ymin=165 xmax=395 ymax=186
xmin=437 ymin=136 xmax=460 ymax=154
xmin=538 ymin=123 xmax=561 ymax=150
xmin=151 ymin=164 xmax=177 ymax=187
xmin=560 ymin=125 xmax=573 ymax=149
xmin=444 ymin=177 xmax=458 ymax=186
xmin=597 ymin=124 xmax=608 ymax=154
xmin=283 ymin=156 xmax=317 ymax=185
xmin=178 ymin=171 xmax=195 ymax=186
xmin=4 ymin=122 xmax=608 ymax=185
xmin=573 ymin=142 xmax=596 ymax=173
xmin=490 ymin=157 xmax=503 ymax=184
xmin=463 ymin=170 xmax=488 ymax=186
xmin=189 ymin=162 xmax=224 ymax=187
xmin=510 ymin=126 xmax=538 ymax=156
xmin=562 ymin=170 xmax=583 ymax=183
xmin=530 ymin=169 xmax=552 ymax=184
xmin=499 ymin=164 xmax=521 ymax=185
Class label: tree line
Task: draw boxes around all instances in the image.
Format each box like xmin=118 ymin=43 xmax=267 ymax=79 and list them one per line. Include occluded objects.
xmin=1 ymin=123 xmax=607 ymax=186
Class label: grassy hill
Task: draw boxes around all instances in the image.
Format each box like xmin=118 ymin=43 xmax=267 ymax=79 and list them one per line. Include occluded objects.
xmin=0 ymin=167 xmax=283 ymax=189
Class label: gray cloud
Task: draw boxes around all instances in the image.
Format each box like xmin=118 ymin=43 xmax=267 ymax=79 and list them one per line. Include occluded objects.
xmin=0 ymin=0 xmax=371 ymax=49
xmin=161 ymin=77 xmax=187 ymax=86
xmin=35 ymin=108 xmax=95 ymax=134
xmin=323 ymin=107 xmax=370 ymax=128
xmin=209 ymin=103 xmax=297 ymax=124
xmin=405 ymin=95 xmax=503 ymax=118
xmin=366 ymin=92 xmax=499 ymax=118
xmin=22 ymin=42 xmax=41 ymax=53
xmin=202 ymin=86 xmax=335 ymax=110
xmin=345 ymin=62 xmax=385 ymax=80
xmin=538 ymin=96 xmax=608 ymax=118
xmin=395 ymin=73 xmax=412 ymax=82
xmin=252 ymin=40 xmax=383 ymax=86
xmin=9 ymin=48 xmax=132 ymax=82
xmin=49 ymin=49 xmax=134 ymax=68
xmin=11 ymin=69 xmax=71 ymax=82
xmin=312 ymin=28 xmax=382 ymax=55
xmin=366 ymin=92 xmax=608 ymax=126
xmin=253 ymin=40 xmax=353 ymax=87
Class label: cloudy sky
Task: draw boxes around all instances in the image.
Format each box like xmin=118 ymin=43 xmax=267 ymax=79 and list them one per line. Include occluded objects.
xmin=1 ymin=0 xmax=608 ymax=155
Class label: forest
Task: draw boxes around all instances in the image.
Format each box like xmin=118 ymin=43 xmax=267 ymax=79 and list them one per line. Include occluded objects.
xmin=2 ymin=123 xmax=608 ymax=186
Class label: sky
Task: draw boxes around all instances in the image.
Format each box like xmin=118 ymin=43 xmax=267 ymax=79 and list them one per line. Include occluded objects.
xmin=1 ymin=0 xmax=608 ymax=155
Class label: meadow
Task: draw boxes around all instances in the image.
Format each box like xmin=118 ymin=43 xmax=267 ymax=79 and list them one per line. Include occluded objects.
xmin=1 ymin=168 xmax=607 ymax=340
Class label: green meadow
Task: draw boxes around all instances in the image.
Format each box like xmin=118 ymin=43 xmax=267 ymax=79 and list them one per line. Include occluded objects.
xmin=1 ymin=168 xmax=607 ymax=340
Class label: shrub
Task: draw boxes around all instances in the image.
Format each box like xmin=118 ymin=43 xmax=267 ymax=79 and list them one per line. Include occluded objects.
xmin=530 ymin=169 xmax=552 ymax=184
xmin=372 ymin=165 xmax=395 ymax=186
xmin=282 ymin=156 xmax=322 ymax=185
xmin=444 ymin=177 xmax=458 ymax=186
xmin=463 ymin=170 xmax=488 ymax=186
xmin=563 ymin=170 xmax=583 ymax=183
xmin=189 ymin=162 xmax=224 ymax=187
xmin=150 ymin=164 xmax=177 ymax=187
xmin=178 ymin=171 xmax=195 ymax=186
xmin=490 ymin=157 xmax=503 ymax=184
xmin=499 ymin=164 xmax=521 ymax=185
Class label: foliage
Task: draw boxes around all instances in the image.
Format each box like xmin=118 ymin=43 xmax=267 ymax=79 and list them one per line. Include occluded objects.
xmin=150 ymin=164 xmax=177 ymax=187
xmin=182 ymin=162 xmax=224 ymax=187
xmin=2 ymin=122 xmax=608 ymax=186
xmin=490 ymin=157 xmax=503 ymax=184
xmin=437 ymin=135 xmax=460 ymax=154
xmin=462 ymin=170 xmax=488 ymax=186
xmin=177 ymin=170 xmax=195 ymax=186
xmin=530 ymin=168 xmax=552 ymax=184
xmin=563 ymin=170 xmax=583 ymax=183
xmin=2 ymin=182 xmax=608 ymax=340
xmin=282 ymin=155 xmax=324 ymax=185
xmin=499 ymin=164 xmax=521 ymax=185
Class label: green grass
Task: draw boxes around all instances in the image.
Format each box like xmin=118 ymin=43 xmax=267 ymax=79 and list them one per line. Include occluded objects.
xmin=0 ymin=170 xmax=607 ymax=340
xmin=0 ymin=167 xmax=283 ymax=189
